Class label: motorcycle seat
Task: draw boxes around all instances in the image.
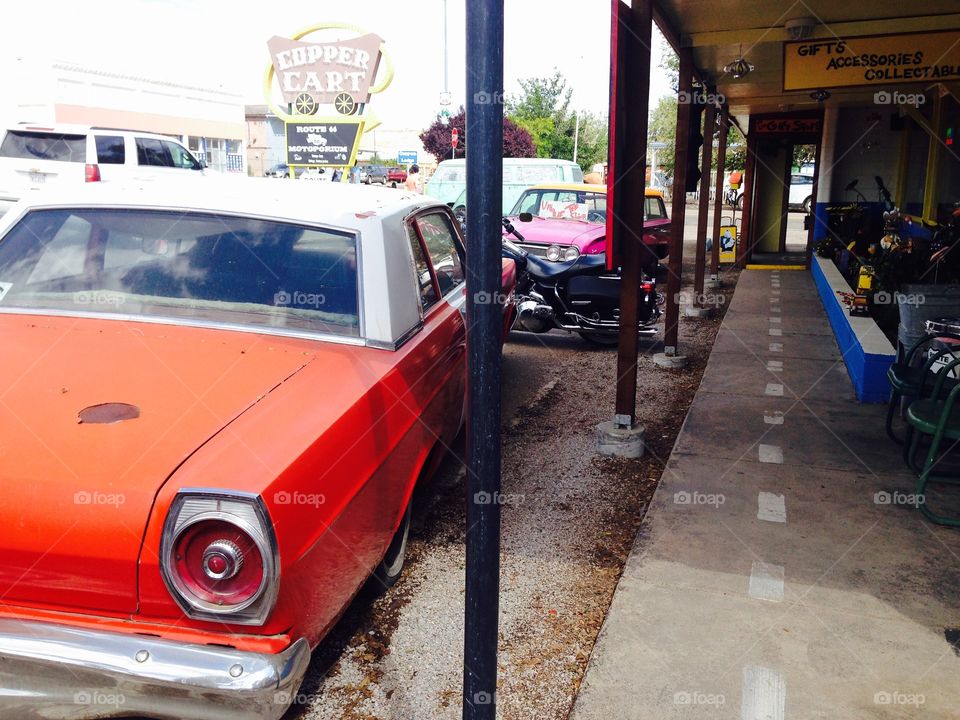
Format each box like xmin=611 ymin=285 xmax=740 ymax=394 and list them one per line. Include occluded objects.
xmin=525 ymin=252 xmax=610 ymax=282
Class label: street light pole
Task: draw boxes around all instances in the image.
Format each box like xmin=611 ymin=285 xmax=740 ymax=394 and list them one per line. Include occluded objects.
xmin=443 ymin=0 xmax=449 ymax=95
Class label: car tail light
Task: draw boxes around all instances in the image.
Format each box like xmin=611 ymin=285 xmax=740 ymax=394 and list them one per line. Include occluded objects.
xmin=161 ymin=490 xmax=279 ymax=625
xmin=642 ymin=281 xmax=654 ymax=292
xmin=85 ymin=163 xmax=101 ymax=182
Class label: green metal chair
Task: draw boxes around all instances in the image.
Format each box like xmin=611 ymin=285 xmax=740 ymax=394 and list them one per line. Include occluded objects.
xmin=905 ymin=356 xmax=960 ymax=526
xmin=886 ymin=332 xmax=960 ymax=444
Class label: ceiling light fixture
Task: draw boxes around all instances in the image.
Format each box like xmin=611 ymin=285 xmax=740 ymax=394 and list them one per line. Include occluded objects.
xmin=724 ymin=45 xmax=754 ymax=79
xmin=810 ymin=89 xmax=831 ymax=102
xmin=785 ymin=17 xmax=818 ymax=41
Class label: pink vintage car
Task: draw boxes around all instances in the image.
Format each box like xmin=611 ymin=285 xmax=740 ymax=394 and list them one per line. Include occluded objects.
xmin=504 ymin=183 xmax=671 ymax=271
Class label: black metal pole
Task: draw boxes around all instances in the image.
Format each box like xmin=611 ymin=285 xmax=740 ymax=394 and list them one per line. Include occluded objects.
xmin=463 ymin=1 xmax=503 ymax=719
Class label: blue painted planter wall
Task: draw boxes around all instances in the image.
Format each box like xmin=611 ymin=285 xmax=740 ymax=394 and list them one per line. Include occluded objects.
xmin=811 ymin=256 xmax=894 ymax=403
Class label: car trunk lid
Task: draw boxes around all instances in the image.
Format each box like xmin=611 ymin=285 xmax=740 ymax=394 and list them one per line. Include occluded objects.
xmin=0 ymin=315 xmax=315 ymax=614
xmin=0 ymin=130 xmax=88 ymax=204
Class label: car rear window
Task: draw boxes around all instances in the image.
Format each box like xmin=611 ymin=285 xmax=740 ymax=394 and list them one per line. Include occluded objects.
xmin=0 ymin=131 xmax=86 ymax=162
xmin=645 ymin=196 xmax=668 ymax=221
xmin=0 ymin=209 xmax=361 ymax=338
xmin=95 ymin=135 xmax=125 ymax=164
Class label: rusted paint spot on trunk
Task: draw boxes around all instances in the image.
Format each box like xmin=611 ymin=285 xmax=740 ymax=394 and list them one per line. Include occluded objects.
xmin=78 ymin=403 xmax=141 ymax=424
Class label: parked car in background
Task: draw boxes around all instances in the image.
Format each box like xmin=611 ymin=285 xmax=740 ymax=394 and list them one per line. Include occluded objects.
xmin=299 ymin=167 xmax=327 ymax=181
xmin=0 ymin=123 xmax=204 ymax=215
xmin=0 ymin=180 xmax=515 ymax=720
xmin=496 ymin=183 xmax=670 ymax=271
xmin=265 ymin=163 xmax=291 ymax=178
xmin=387 ymin=166 xmax=408 ymax=187
xmin=427 ymin=158 xmax=585 ymax=214
xmin=788 ymin=172 xmax=814 ymax=213
xmin=363 ymin=165 xmax=388 ymax=185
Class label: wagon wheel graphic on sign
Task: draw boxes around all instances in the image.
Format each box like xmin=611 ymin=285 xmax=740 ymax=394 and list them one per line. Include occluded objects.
xmin=334 ymin=92 xmax=358 ymax=116
xmin=293 ymin=92 xmax=318 ymax=115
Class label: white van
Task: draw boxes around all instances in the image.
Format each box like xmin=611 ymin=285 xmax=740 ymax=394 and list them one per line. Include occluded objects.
xmin=425 ymin=157 xmax=584 ymax=214
xmin=0 ymin=124 xmax=205 ymax=215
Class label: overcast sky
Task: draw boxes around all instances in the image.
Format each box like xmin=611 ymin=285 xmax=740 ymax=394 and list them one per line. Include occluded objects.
xmin=0 ymin=0 xmax=673 ymax=129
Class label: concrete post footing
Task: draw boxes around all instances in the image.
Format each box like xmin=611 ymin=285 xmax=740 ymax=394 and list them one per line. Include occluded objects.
xmin=653 ymin=353 xmax=689 ymax=369
xmin=596 ymin=421 xmax=646 ymax=457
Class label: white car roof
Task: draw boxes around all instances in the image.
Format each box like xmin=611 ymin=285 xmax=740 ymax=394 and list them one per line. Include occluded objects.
xmin=3 ymin=178 xmax=444 ymax=231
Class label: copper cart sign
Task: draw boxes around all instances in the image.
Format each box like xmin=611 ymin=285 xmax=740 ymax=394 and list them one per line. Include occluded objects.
xmin=264 ymin=23 xmax=394 ymax=175
xmin=267 ymin=32 xmax=384 ymax=116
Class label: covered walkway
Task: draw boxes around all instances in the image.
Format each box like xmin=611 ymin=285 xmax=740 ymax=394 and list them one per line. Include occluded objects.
xmin=573 ymin=269 xmax=960 ymax=718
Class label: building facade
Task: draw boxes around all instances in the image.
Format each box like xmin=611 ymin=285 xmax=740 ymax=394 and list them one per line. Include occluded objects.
xmin=7 ymin=59 xmax=246 ymax=174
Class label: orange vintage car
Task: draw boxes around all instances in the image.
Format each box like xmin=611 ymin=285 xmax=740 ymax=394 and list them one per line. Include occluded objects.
xmin=0 ymin=180 xmax=514 ymax=719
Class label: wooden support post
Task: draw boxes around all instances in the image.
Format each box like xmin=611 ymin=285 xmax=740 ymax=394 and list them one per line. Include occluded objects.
xmin=693 ymin=97 xmax=716 ymax=304
xmin=922 ymin=93 xmax=944 ymax=222
xmin=663 ymin=48 xmax=694 ymax=353
xmin=610 ymin=0 xmax=652 ymax=426
xmin=710 ymin=106 xmax=728 ymax=277
xmin=737 ymin=129 xmax=758 ymax=268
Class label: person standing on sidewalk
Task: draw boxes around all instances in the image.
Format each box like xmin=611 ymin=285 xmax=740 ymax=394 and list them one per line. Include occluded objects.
xmin=404 ymin=165 xmax=420 ymax=193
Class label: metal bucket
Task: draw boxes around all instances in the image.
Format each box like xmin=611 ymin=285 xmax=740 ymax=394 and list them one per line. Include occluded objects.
xmin=898 ymin=284 xmax=960 ymax=354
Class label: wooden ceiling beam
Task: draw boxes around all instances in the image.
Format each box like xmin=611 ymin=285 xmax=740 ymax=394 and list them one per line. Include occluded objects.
xmin=685 ymin=13 xmax=960 ymax=48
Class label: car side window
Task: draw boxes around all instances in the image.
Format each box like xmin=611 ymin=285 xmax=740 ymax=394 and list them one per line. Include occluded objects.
xmin=136 ymin=138 xmax=173 ymax=167
xmin=95 ymin=135 xmax=125 ymax=164
xmin=415 ymin=213 xmax=465 ymax=297
xmin=517 ymin=191 xmax=541 ymax=214
xmin=163 ymin=141 xmax=201 ymax=170
xmin=407 ymin=225 xmax=438 ymax=313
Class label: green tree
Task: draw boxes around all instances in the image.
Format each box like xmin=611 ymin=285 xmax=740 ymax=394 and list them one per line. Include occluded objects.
xmin=507 ymin=70 xmax=607 ymax=171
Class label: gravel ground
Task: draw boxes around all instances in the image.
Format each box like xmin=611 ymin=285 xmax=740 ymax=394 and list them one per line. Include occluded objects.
xmin=287 ymin=217 xmax=742 ymax=720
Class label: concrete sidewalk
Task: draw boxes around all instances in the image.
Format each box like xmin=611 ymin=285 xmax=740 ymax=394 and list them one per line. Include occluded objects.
xmin=572 ymin=269 xmax=960 ymax=719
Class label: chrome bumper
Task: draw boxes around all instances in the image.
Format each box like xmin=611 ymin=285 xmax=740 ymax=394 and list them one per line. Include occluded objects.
xmin=0 ymin=618 xmax=310 ymax=720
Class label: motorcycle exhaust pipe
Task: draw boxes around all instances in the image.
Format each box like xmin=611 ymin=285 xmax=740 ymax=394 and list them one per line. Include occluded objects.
xmin=516 ymin=299 xmax=555 ymax=333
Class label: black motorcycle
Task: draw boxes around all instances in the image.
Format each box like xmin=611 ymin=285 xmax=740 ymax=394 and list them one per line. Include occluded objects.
xmin=500 ymin=215 xmax=661 ymax=345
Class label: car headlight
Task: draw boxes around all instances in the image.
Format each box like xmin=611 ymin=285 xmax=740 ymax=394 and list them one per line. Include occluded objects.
xmin=546 ymin=245 xmax=562 ymax=262
xmin=160 ymin=489 xmax=279 ymax=625
xmin=563 ymin=246 xmax=580 ymax=262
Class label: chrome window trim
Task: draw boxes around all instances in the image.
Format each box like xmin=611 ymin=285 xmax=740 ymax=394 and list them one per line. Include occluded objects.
xmin=159 ymin=488 xmax=280 ymax=626
xmin=0 ymin=203 xmax=367 ymax=340
xmin=0 ymin=307 xmax=367 ymax=346
xmin=366 ymin=320 xmax=424 ymax=351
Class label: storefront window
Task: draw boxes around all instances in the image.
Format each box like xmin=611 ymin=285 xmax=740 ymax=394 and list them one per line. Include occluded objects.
xmin=936 ymin=96 xmax=960 ymax=223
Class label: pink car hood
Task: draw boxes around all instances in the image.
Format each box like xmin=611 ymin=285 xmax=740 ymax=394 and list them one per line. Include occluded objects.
xmin=503 ymin=218 xmax=606 ymax=254
xmin=504 ymin=216 xmax=671 ymax=254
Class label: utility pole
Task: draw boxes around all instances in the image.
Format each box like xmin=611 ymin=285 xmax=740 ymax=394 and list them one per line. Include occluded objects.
xmin=573 ymin=110 xmax=581 ymax=163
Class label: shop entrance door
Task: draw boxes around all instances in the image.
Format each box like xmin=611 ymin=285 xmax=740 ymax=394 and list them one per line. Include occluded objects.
xmin=740 ymin=113 xmax=822 ymax=268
